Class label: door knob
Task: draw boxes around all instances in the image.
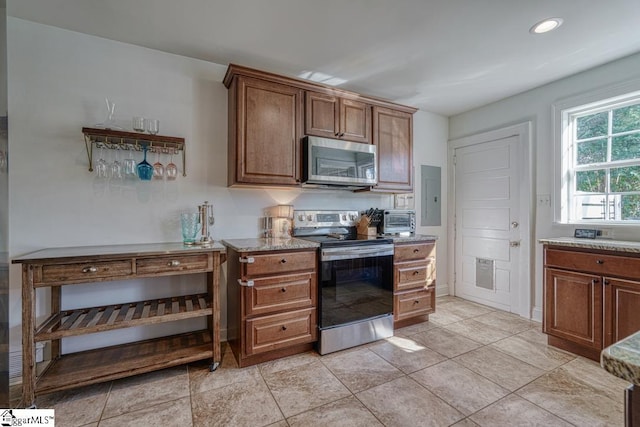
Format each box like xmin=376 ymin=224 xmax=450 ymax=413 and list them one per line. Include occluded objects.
xmin=511 ymin=221 xmax=519 ymax=229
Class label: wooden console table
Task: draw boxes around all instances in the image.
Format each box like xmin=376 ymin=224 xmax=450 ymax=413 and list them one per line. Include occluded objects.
xmin=13 ymin=242 xmax=225 ymax=407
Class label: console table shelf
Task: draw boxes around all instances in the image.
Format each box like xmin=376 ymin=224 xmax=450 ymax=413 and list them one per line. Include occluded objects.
xmin=13 ymin=242 xmax=225 ymax=407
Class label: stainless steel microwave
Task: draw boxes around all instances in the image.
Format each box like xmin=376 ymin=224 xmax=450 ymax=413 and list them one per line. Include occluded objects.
xmin=302 ymin=136 xmax=377 ymax=188
xmin=380 ymin=209 xmax=416 ymax=235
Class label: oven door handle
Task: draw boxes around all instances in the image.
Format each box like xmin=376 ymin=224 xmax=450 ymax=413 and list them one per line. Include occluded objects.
xmin=321 ymin=244 xmax=394 ymax=261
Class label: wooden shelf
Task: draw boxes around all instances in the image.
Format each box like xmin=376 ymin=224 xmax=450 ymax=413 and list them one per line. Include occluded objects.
xmin=35 ymin=330 xmax=213 ymax=395
xmin=82 ymin=127 xmax=187 ymax=176
xmin=35 ymin=293 xmax=212 ymax=341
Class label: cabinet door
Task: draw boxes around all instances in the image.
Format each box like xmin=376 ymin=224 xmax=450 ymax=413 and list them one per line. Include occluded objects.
xmin=339 ymin=98 xmax=371 ymax=143
xmin=373 ymin=106 xmax=413 ymax=192
xmin=544 ymin=268 xmax=603 ymax=350
xmin=604 ymin=277 xmax=640 ymax=346
xmin=234 ymin=76 xmax=302 ymax=186
xmin=305 ymin=92 xmax=339 ymax=139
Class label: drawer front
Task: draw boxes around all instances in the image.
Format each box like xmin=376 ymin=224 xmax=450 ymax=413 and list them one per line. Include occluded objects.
xmin=244 ymin=272 xmax=316 ymax=317
xmin=244 ymin=308 xmax=317 ymax=356
xmin=38 ymin=260 xmax=133 ymax=285
xmin=395 ymin=259 xmax=435 ymax=292
xmin=545 ymin=248 xmax=640 ymax=277
xmin=243 ymin=251 xmax=316 ymax=276
xmin=395 ymin=242 xmax=435 ymax=262
xmin=137 ymin=254 xmax=211 ymax=275
xmin=394 ymin=288 xmax=435 ymax=322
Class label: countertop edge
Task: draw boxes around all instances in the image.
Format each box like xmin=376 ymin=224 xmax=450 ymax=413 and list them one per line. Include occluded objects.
xmin=539 ymin=237 xmax=640 ymax=253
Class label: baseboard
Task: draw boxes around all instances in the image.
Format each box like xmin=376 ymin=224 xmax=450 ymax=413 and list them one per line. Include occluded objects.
xmin=435 ymin=283 xmax=449 ymax=297
xmin=531 ymin=306 xmax=543 ymax=323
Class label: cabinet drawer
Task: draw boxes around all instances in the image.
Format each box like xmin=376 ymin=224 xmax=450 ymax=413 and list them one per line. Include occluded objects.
xmin=137 ymin=254 xmax=211 ymax=275
xmin=395 ymin=243 xmax=435 ymax=262
xmin=242 ymin=251 xmax=316 ymax=276
xmin=243 ymin=272 xmax=316 ymax=317
xmin=394 ymin=288 xmax=435 ymax=322
xmin=395 ymin=259 xmax=435 ymax=291
xmin=37 ymin=260 xmax=133 ymax=285
xmin=545 ymin=248 xmax=640 ymax=277
xmin=244 ymin=308 xmax=317 ymax=356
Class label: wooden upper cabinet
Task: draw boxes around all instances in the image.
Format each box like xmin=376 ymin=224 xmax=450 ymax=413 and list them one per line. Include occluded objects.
xmin=227 ymin=75 xmax=303 ymax=186
xmin=373 ymin=106 xmax=414 ymax=192
xmin=305 ymin=91 xmax=371 ymax=144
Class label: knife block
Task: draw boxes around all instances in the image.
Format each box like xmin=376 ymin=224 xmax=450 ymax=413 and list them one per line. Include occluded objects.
xmin=357 ymin=217 xmax=377 ymax=236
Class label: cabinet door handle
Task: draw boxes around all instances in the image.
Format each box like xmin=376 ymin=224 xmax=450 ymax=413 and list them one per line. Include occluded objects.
xmin=237 ymin=279 xmax=254 ymax=287
xmin=167 ymin=260 xmax=181 ymax=267
xmin=82 ymin=266 xmax=98 ymax=273
xmin=239 ymin=257 xmax=255 ymax=264
xmin=596 ymin=260 xmax=604 ymax=264
xmin=592 ymin=279 xmax=600 ymax=284
xmin=604 ymin=280 xmax=610 ymax=286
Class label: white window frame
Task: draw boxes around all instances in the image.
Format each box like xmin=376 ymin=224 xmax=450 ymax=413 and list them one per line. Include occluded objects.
xmin=553 ymin=79 xmax=640 ymax=225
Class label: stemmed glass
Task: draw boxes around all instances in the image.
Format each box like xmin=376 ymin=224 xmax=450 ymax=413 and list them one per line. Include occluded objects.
xmin=152 ymin=148 xmax=165 ymax=180
xmin=166 ymin=149 xmax=178 ymax=180
xmin=123 ymin=147 xmax=137 ymax=180
xmin=137 ymin=146 xmax=153 ymax=181
xmin=95 ymin=146 xmax=108 ymax=179
xmin=110 ymin=146 xmax=123 ymax=180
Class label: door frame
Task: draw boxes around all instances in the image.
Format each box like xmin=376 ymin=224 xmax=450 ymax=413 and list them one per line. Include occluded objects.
xmin=447 ymin=122 xmax=533 ymax=318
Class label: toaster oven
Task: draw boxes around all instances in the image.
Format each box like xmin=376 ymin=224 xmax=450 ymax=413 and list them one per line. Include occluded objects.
xmin=380 ymin=209 xmax=416 ymax=235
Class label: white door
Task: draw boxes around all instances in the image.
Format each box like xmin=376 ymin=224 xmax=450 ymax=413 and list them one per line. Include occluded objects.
xmin=454 ymin=135 xmax=521 ymax=312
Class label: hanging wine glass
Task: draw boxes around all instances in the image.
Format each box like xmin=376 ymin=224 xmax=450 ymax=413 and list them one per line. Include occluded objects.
xmin=166 ymin=148 xmax=178 ymax=180
xmin=95 ymin=145 xmax=108 ymax=179
xmin=137 ymin=146 xmax=153 ymax=181
xmin=110 ymin=145 xmax=123 ymax=180
xmin=152 ymin=148 xmax=165 ymax=180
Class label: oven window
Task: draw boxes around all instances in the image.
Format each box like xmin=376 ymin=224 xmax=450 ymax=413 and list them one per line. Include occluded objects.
xmin=319 ymin=255 xmax=393 ymax=329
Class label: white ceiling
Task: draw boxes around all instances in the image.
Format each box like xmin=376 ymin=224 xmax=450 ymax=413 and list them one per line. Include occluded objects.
xmin=8 ymin=0 xmax=640 ymax=116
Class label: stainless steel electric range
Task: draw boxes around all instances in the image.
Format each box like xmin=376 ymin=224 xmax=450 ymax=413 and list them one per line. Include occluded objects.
xmin=293 ymin=210 xmax=394 ymax=355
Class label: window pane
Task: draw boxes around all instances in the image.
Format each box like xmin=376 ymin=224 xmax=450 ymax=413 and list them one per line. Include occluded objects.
xmin=611 ymin=133 xmax=640 ymax=161
xmin=573 ymin=194 xmax=608 ymax=220
xmin=576 ymin=169 xmax=606 ymax=193
xmin=622 ymin=194 xmax=640 ymax=220
xmin=577 ymin=138 xmax=607 ymax=164
xmin=577 ymin=112 xmax=608 ymax=139
xmin=613 ymin=104 xmax=640 ymax=133
xmin=610 ymin=165 xmax=640 ymax=192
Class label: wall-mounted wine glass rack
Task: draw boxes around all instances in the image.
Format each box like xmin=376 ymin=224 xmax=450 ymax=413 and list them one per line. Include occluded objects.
xmin=82 ymin=127 xmax=187 ymax=177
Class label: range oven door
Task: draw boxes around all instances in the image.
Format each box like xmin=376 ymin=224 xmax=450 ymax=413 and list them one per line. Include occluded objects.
xmin=318 ymin=244 xmax=394 ymax=329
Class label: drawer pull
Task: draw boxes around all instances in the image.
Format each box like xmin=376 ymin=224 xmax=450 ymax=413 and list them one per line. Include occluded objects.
xmin=414 ymin=300 xmax=420 ymax=305
xmin=281 ymin=325 xmax=287 ymax=331
xmin=82 ymin=266 xmax=98 ymax=273
xmin=281 ymin=288 xmax=287 ymax=293
xmin=413 ymin=271 xmax=420 ymax=275
xmin=280 ymin=259 xmax=287 ymax=264
xmin=167 ymin=260 xmax=181 ymax=267
xmin=596 ymin=259 xmax=604 ymax=264
xmin=413 ymin=249 xmax=420 ymax=253
xmin=239 ymin=257 xmax=255 ymax=264
xmin=237 ymin=279 xmax=255 ymax=287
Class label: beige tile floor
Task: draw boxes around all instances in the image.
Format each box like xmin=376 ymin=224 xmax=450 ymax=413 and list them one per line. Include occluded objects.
xmin=17 ymin=296 xmax=631 ymax=426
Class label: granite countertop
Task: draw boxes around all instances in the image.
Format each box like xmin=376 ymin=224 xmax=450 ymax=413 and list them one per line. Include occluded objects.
xmin=221 ymin=237 xmax=319 ymax=252
xmin=602 ymin=331 xmax=640 ymax=385
xmin=539 ymin=237 xmax=640 ymax=253
xmin=391 ymin=234 xmax=438 ymax=243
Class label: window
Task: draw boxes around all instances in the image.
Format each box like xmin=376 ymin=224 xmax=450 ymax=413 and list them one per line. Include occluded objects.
xmin=560 ymin=92 xmax=640 ymax=223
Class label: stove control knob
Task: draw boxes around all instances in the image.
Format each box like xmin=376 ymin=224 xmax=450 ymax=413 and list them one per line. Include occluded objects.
xmin=342 ymin=214 xmax=347 ymax=221
xmin=297 ymin=214 xmax=305 ymax=222
xmin=307 ymin=214 xmax=313 ymax=221
xmin=349 ymin=214 xmax=357 ymax=221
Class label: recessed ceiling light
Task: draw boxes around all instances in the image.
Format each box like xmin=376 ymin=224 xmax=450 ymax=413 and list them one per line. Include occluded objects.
xmin=530 ymin=17 xmax=564 ymax=34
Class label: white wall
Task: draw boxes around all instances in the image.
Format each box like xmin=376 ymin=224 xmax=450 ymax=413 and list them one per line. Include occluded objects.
xmin=449 ymin=51 xmax=640 ymax=320
xmin=6 ymin=18 xmax=449 ymax=360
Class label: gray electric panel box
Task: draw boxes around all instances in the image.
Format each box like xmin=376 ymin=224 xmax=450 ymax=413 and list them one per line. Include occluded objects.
xmin=421 ymin=165 xmax=441 ymax=226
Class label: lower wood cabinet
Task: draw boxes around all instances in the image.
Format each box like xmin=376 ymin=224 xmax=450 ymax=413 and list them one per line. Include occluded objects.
xmin=543 ymin=245 xmax=640 ymax=360
xmin=393 ymin=241 xmax=436 ymax=328
xmin=226 ymin=247 xmax=317 ymax=367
